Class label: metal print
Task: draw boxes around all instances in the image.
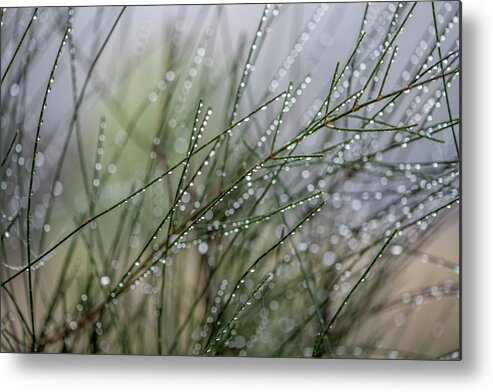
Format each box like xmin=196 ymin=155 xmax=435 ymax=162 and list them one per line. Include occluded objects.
xmin=0 ymin=2 xmax=460 ymax=358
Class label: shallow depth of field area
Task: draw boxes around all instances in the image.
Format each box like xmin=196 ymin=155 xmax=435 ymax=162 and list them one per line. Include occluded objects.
xmin=0 ymin=2 xmax=460 ymax=358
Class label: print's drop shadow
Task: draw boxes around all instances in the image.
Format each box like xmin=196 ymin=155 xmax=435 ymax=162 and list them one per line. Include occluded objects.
xmin=12 ymin=9 xmax=478 ymax=380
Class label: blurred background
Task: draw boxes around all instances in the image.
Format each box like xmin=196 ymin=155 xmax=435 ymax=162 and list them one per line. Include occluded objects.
xmin=1 ymin=2 xmax=460 ymax=358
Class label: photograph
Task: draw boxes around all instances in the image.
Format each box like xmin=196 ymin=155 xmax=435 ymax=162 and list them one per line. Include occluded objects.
xmin=1 ymin=1 xmax=460 ymax=359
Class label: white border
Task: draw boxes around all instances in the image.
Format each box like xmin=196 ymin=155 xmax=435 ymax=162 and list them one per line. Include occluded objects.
xmin=1 ymin=1 xmax=492 ymax=391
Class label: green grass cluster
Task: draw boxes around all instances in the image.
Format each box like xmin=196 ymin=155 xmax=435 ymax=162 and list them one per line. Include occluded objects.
xmin=0 ymin=2 xmax=460 ymax=359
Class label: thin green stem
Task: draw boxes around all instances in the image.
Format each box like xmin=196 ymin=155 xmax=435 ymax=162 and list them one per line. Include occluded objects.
xmin=25 ymin=18 xmax=70 ymax=352
xmin=432 ymin=1 xmax=459 ymax=157
xmin=1 ymin=8 xmax=38 ymax=84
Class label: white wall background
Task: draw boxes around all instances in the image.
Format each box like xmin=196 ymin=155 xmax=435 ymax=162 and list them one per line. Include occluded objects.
xmin=0 ymin=0 xmax=491 ymax=391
